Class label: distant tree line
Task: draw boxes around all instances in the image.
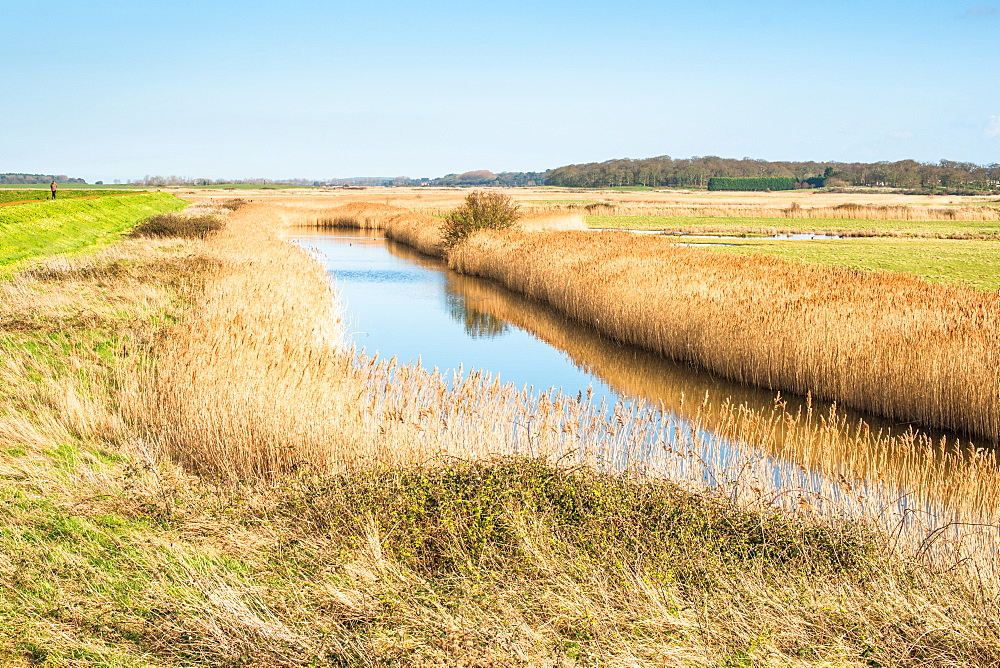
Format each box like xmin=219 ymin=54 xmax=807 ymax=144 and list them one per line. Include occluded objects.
xmin=133 ymin=176 xmax=326 ymax=187
xmin=68 ymin=156 xmax=1000 ymax=193
xmin=545 ymin=157 xmax=1000 ymax=192
xmin=335 ymin=171 xmax=548 ymax=188
xmin=1 ymin=173 xmax=87 ymax=185
xmin=426 ymin=170 xmax=547 ymax=187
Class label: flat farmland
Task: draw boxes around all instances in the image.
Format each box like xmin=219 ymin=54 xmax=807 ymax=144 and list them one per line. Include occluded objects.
xmin=691 ymin=236 xmax=1000 ymax=291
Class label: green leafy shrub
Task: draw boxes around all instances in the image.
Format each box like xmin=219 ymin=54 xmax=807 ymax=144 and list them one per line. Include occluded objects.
xmin=280 ymin=459 xmax=879 ymax=583
xmin=442 ymin=190 xmax=520 ymax=248
xmin=129 ymin=213 xmax=224 ymax=239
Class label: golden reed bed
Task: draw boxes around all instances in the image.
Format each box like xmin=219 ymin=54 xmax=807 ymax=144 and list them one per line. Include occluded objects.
xmin=84 ymin=199 xmax=1000 ymax=662
xmin=450 ymin=229 xmax=1000 ymax=443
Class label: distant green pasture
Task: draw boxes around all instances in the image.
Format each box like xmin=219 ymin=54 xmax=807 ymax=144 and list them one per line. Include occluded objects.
xmin=0 ymin=183 xmax=145 ymax=190
xmin=697 ymin=237 xmax=1000 ymax=291
xmin=587 ymin=215 xmax=1000 ymax=238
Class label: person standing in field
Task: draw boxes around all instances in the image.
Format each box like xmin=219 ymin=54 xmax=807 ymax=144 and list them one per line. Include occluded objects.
xmin=50 ymin=181 xmax=57 ymax=200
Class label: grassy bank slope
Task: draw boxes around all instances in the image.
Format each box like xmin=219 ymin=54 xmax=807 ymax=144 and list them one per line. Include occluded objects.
xmin=0 ymin=189 xmax=148 ymax=204
xmin=0 ymin=193 xmax=184 ymax=275
xmin=4 ymin=201 xmax=999 ymax=665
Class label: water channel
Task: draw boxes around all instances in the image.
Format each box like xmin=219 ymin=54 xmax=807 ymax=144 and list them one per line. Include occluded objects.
xmin=291 ymin=228 xmax=958 ymax=447
xmin=287 ymin=228 xmax=993 ymax=539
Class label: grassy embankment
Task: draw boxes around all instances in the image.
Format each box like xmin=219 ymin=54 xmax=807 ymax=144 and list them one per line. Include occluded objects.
xmin=0 ymin=193 xmax=185 ymax=277
xmin=5 ymin=199 xmax=1000 ymax=665
xmin=0 ymin=190 xmax=149 ymax=204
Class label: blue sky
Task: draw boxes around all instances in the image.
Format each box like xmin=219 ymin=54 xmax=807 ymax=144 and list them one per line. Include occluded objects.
xmin=3 ymin=0 xmax=998 ymax=182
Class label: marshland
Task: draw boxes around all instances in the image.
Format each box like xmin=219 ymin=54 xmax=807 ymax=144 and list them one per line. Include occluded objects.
xmin=3 ymin=184 xmax=1000 ymax=666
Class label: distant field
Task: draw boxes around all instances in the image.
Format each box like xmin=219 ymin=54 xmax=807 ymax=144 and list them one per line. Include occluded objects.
xmin=0 ymin=193 xmax=185 ymax=275
xmin=587 ymin=215 xmax=1000 ymax=238
xmin=520 ymin=199 xmax=602 ymax=205
xmin=0 ymin=189 xmax=147 ymax=204
xmin=695 ymin=236 xmax=1000 ymax=291
xmin=180 ymin=184 xmax=306 ymax=190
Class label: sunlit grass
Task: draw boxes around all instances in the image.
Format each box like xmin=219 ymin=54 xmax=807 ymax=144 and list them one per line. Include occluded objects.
xmin=0 ymin=193 xmax=185 ymax=276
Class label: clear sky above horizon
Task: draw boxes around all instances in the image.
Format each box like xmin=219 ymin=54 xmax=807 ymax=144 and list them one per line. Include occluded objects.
xmin=3 ymin=0 xmax=998 ymax=182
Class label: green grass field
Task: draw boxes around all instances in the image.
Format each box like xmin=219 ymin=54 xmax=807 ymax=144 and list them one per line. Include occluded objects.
xmin=691 ymin=236 xmax=1000 ymax=291
xmin=0 ymin=189 xmax=150 ymax=204
xmin=0 ymin=184 xmax=145 ymax=190
xmin=588 ymin=215 xmax=1000 ymax=238
xmin=0 ymin=193 xmax=185 ymax=276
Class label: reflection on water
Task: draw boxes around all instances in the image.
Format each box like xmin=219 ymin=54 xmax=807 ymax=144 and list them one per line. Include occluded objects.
xmin=290 ymin=228 xmax=1000 ymax=540
xmin=445 ymin=290 xmax=509 ymax=339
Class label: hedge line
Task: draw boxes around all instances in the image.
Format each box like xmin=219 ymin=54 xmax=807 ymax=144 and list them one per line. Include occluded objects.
xmin=707 ymin=177 xmax=797 ymax=191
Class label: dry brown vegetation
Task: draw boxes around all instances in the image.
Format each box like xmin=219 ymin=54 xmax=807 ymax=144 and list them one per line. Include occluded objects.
xmin=5 ymin=197 xmax=1000 ymax=665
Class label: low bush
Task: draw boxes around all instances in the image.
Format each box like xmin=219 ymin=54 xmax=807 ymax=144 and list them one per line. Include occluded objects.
xmin=442 ymin=190 xmax=520 ymax=248
xmin=282 ymin=459 xmax=879 ymax=584
xmin=219 ymin=198 xmax=250 ymax=211
xmin=129 ymin=213 xmax=224 ymax=239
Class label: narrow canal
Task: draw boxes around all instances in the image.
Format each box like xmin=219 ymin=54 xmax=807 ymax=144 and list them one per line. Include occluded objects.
xmin=290 ymin=228 xmax=959 ymax=447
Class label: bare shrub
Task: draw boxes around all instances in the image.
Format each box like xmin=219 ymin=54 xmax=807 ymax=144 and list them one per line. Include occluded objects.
xmin=219 ymin=198 xmax=251 ymax=211
xmin=442 ymin=191 xmax=520 ymax=248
